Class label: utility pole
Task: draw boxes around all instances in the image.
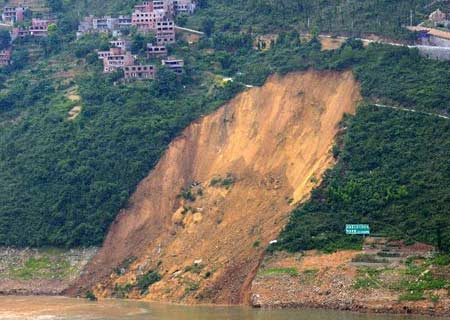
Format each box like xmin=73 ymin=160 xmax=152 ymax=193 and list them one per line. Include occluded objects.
xmin=410 ymin=9 xmax=413 ymax=26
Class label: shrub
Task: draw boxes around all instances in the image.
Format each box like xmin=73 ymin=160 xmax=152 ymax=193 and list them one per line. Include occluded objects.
xmin=136 ymin=270 xmax=162 ymax=294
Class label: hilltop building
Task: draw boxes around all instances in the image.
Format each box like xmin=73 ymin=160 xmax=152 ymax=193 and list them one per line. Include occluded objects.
xmin=0 ymin=49 xmax=11 ymax=66
xmin=174 ymin=0 xmax=196 ymax=14
xmin=2 ymin=6 xmax=26 ymax=23
xmin=162 ymin=57 xmax=184 ymax=74
xmin=29 ymin=18 xmax=55 ymax=37
xmin=124 ymin=64 xmax=157 ymax=80
xmin=156 ymin=19 xmax=176 ymax=44
xmin=101 ymin=47 xmax=135 ymax=73
xmin=147 ymin=44 xmax=168 ymax=56
xmin=428 ymin=9 xmax=450 ymax=28
xmin=429 ymin=9 xmax=446 ymax=22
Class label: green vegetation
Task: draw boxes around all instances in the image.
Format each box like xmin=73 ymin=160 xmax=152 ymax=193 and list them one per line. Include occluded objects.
xmin=276 ymin=104 xmax=450 ymax=253
xmin=188 ymin=0 xmax=450 ymax=40
xmin=184 ymin=280 xmax=200 ymax=293
xmin=353 ymin=268 xmax=383 ymax=289
xmin=8 ymin=255 xmax=74 ymax=280
xmin=112 ymin=282 xmax=134 ymax=298
xmin=113 ymin=256 xmax=137 ymax=275
xmin=85 ymin=290 xmax=97 ymax=301
xmin=136 ymin=269 xmax=162 ymax=294
xmin=1 ymin=0 xmax=450 ymax=251
xmin=210 ymin=173 xmax=235 ymax=188
xmin=184 ymin=263 xmax=204 ymax=274
xmin=350 ymin=256 xmax=450 ymax=302
xmin=260 ymin=267 xmax=299 ymax=277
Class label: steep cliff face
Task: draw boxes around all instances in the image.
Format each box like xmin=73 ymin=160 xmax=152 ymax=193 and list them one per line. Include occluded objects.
xmin=69 ymin=70 xmax=361 ymax=304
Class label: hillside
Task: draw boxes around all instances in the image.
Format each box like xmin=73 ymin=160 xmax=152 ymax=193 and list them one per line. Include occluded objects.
xmin=0 ymin=0 xmax=450 ymax=313
xmin=67 ymin=70 xmax=361 ymax=303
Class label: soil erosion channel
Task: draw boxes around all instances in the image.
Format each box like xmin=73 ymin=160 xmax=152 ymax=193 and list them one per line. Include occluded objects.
xmin=68 ymin=70 xmax=361 ymax=304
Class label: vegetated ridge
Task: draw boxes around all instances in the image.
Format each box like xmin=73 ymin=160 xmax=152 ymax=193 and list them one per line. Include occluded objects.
xmin=67 ymin=70 xmax=361 ymax=303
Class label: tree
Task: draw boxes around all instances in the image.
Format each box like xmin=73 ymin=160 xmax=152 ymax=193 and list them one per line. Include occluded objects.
xmin=47 ymin=0 xmax=63 ymax=12
xmin=0 ymin=30 xmax=11 ymax=50
xmin=154 ymin=67 xmax=180 ymax=97
xmin=202 ymin=18 xmax=215 ymax=37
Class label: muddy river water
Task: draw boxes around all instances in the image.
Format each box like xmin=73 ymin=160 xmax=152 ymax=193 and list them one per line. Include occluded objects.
xmin=0 ymin=296 xmax=443 ymax=320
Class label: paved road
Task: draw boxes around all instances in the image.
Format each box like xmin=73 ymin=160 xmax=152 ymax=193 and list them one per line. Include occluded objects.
xmin=373 ymin=103 xmax=449 ymax=120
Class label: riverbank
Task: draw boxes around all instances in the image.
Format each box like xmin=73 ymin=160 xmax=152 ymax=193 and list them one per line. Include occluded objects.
xmin=250 ymin=248 xmax=450 ymax=317
xmin=0 ymin=247 xmax=97 ymax=295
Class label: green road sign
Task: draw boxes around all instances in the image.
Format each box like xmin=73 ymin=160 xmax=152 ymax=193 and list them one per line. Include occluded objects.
xmin=346 ymin=224 xmax=370 ymax=235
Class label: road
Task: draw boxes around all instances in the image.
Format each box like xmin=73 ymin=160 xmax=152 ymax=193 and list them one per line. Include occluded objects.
xmin=373 ymin=103 xmax=449 ymax=120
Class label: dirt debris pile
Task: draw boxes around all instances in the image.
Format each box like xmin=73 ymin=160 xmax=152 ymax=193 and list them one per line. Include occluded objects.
xmin=68 ymin=70 xmax=361 ymax=304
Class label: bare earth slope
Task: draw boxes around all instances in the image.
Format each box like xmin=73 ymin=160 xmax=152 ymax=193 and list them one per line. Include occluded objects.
xmin=68 ymin=70 xmax=361 ymax=304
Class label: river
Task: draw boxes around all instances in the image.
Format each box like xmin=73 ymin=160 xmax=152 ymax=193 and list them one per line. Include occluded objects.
xmin=0 ymin=296 xmax=443 ymax=320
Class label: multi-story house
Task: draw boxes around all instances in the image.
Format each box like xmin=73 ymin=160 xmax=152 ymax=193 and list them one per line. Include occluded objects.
xmin=152 ymin=0 xmax=174 ymax=15
xmin=174 ymin=0 xmax=196 ymax=14
xmin=93 ymin=16 xmax=118 ymax=32
xmin=11 ymin=27 xmax=30 ymax=39
xmin=131 ymin=9 xmax=165 ymax=32
xmin=161 ymin=57 xmax=184 ymax=74
xmin=103 ymin=47 xmax=135 ymax=73
xmin=2 ymin=6 xmax=25 ymax=23
xmin=118 ymin=15 xmax=132 ymax=28
xmin=110 ymin=39 xmax=131 ymax=51
xmin=147 ymin=44 xmax=168 ymax=56
xmin=156 ymin=19 xmax=176 ymax=44
xmin=124 ymin=64 xmax=156 ymax=80
xmin=0 ymin=49 xmax=11 ymax=66
xmin=135 ymin=1 xmax=154 ymax=12
xmin=29 ymin=19 xmax=55 ymax=37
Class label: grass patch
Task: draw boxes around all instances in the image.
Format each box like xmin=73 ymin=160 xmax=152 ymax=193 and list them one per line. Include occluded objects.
xmin=353 ymin=267 xmax=383 ymax=289
xmin=260 ymin=267 xmax=298 ymax=277
xmin=399 ymin=291 xmax=425 ymax=301
xmin=10 ymin=256 xmax=74 ymax=280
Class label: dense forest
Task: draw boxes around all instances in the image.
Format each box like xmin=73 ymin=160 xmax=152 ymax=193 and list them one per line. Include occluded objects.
xmin=1 ymin=0 xmax=450 ymax=248
xmin=187 ymin=0 xmax=450 ymax=40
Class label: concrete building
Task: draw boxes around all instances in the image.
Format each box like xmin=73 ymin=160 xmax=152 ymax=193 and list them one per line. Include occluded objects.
xmin=124 ymin=64 xmax=156 ymax=80
xmin=29 ymin=19 xmax=55 ymax=37
xmin=147 ymin=44 xmax=167 ymax=56
xmin=153 ymin=0 xmax=174 ymax=15
xmin=429 ymin=9 xmax=446 ymax=22
xmin=11 ymin=27 xmax=30 ymax=39
xmin=118 ymin=15 xmax=132 ymax=28
xmin=93 ymin=16 xmax=118 ymax=32
xmin=162 ymin=57 xmax=184 ymax=74
xmin=174 ymin=0 xmax=196 ymax=14
xmin=110 ymin=39 xmax=131 ymax=51
xmin=2 ymin=6 xmax=25 ymax=23
xmin=135 ymin=1 xmax=154 ymax=12
xmin=0 ymin=49 xmax=11 ymax=66
xmin=132 ymin=9 xmax=165 ymax=32
xmin=103 ymin=47 xmax=135 ymax=73
xmin=156 ymin=19 xmax=176 ymax=44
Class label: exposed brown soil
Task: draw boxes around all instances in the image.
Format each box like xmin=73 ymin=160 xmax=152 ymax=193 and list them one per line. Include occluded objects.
xmin=67 ymin=70 xmax=361 ymax=304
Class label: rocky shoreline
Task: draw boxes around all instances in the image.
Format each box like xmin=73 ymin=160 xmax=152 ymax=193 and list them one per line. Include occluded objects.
xmin=0 ymin=247 xmax=97 ymax=296
xmin=250 ymin=249 xmax=450 ymax=318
